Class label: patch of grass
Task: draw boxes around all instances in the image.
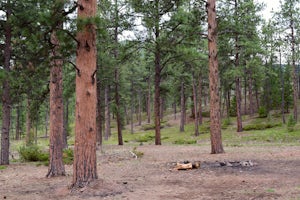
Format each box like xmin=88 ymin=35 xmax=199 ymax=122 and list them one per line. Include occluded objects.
xmin=141 ymin=123 xmax=165 ymax=131
xmin=266 ymin=188 xmax=275 ymax=193
xmin=173 ymin=139 xmax=197 ymax=145
xmin=243 ymin=123 xmax=281 ymax=131
xmin=0 ymin=166 xmax=7 ymax=170
xmin=135 ymin=134 xmax=155 ymax=143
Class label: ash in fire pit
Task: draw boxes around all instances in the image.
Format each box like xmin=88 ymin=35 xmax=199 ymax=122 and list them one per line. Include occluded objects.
xmin=218 ymin=160 xmax=255 ymax=167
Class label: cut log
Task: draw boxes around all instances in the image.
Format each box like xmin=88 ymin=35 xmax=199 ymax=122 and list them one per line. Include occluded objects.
xmin=173 ymin=161 xmax=201 ymax=170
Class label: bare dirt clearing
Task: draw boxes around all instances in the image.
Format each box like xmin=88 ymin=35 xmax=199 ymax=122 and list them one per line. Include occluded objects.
xmin=1 ymin=145 xmax=300 ymax=200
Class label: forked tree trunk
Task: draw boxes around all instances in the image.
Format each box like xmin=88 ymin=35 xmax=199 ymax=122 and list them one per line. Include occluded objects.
xmin=207 ymin=0 xmax=224 ymax=154
xmin=1 ymin=1 xmax=12 ymax=165
xmin=46 ymin=28 xmax=65 ymax=177
xmin=72 ymin=0 xmax=98 ymax=187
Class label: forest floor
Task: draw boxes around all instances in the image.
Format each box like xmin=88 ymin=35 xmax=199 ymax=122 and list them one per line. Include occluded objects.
xmin=1 ymin=144 xmax=300 ymax=200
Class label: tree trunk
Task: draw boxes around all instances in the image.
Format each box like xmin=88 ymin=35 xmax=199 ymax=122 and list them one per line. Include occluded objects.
xmin=96 ymin=76 xmax=103 ymax=146
xmin=46 ymin=21 xmax=65 ymax=177
xmin=198 ymin=74 xmax=203 ymax=125
xmin=45 ymin=104 xmax=49 ymax=138
xmin=26 ymin=97 xmax=33 ymax=145
xmin=234 ymin=0 xmax=242 ymax=132
xmin=290 ymin=19 xmax=298 ymax=121
xmin=104 ymin=86 xmax=111 ymax=140
xmin=113 ymin=0 xmax=123 ymax=145
xmin=244 ymin=73 xmax=247 ymax=115
xmin=15 ymin=103 xmax=21 ymax=140
xmin=138 ymin=90 xmax=142 ymax=126
xmin=1 ymin=1 xmax=12 ymax=165
xmin=173 ymin=101 xmax=177 ymax=120
xmin=248 ymin=70 xmax=254 ymax=116
xmin=192 ymin=73 xmax=199 ymax=136
xmin=154 ymin=2 xmax=161 ymax=145
xmin=147 ymin=77 xmax=151 ymax=124
xmin=63 ymin=99 xmax=69 ymax=149
xmin=130 ymin=81 xmax=134 ymax=134
xmin=72 ymin=0 xmax=98 ymax=187
xmin=279 ymin=46 xmax=285 ymax=124
xmin=207 ymin=0 xmax=224 ymax=154
xmin=226 ymin=90 xmax=230 ymax=117
xmin=180 ymin=81 xmax=185 ymax=132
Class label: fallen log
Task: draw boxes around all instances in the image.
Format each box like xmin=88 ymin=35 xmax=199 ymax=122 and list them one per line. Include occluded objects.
xmin=172 ymin=161 xmax=201 ymax=170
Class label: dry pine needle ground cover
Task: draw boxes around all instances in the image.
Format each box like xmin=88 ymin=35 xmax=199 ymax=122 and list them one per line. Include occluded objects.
xmin=1 ymin=144 xmax=300 ymax=200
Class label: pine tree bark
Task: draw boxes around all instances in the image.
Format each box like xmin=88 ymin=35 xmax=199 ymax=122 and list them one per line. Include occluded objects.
xmin=46 ymin=29 xmax=65 ymax=177
xmin=154 ymin=0 xmax=161 ymax=145
xmin=72 ymin=0 xmax=98 ymax=187
xmin=207 ymin=0 xmax=224 ymax=154
xmin=1 ymin=1 xmax=12 ymax=165
xmin=113 ymin=0 xmax=123 ymax=145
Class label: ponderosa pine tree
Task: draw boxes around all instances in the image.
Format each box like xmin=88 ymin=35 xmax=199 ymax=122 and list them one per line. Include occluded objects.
xmin=1 ymin=0 xmax=12 ymax=165
xmin=72 ymin=0 xmax=98 ymax=187
xmin=207 ymin=0 xmax=224 ymax=154
xmin=46 ymin=1 xmax=66 ymax=177
xmin=278 ymin=0 xmax=299 ymax=122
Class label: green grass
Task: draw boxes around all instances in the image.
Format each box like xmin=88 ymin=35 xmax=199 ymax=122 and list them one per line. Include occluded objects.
xmin=0 ymin=166 xmax=7 ymax=170
xmin=8 ymin=108 xmax=300 ymax=164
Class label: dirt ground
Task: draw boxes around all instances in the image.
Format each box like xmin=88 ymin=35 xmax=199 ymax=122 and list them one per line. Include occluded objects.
xmin=1 ymin=144 xmax=300 ymax=200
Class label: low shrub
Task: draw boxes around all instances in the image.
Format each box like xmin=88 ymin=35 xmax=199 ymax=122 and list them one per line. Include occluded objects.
xmin=141 ymin=123 xmax=165 ymax=131
xmin=18 ymin=145 xmax=48 ymax=162
xmin=258 ymin=106 xmax=268 ymax=118
xmin=243 ymin=123 xmax=281 ymax=131
xmin=173 ymin=139 xmax=197 ymax=145
xmin=135 ymin=134 xmax=155 ymax=142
